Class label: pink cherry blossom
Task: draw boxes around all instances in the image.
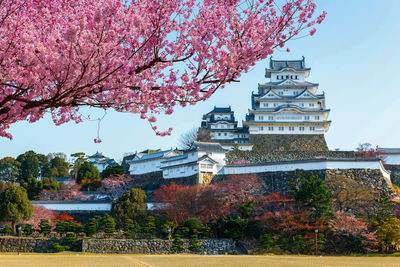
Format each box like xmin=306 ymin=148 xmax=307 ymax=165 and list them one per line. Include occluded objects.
xmin=0 ymin=0 xmax=325 ymax=139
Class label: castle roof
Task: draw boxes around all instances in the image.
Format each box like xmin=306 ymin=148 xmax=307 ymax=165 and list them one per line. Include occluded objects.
xmin=269 ymin=57 xmax=310 ymax=72
xmin=187 ymin=142 xmax=227 ymax=153
xmin=261 ymin=79 xmax=318 ymax=87
xmin=205 ymin=106 xmax=233 ymax=114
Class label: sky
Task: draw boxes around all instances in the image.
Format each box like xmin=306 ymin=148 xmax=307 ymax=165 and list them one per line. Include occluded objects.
xmin=1 ymin=0 xmax=400 ymax=162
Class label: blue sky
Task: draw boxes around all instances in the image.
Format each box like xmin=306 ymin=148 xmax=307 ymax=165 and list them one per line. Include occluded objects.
xmin=1 ymin=0 xmax=400 ymax=162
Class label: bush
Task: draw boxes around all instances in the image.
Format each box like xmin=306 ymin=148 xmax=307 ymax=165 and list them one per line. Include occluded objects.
xmin=17 ymin=223 xmax=32 ymax=236
xmin=50 ymin=243 xmax=70 ymax=252
xmin=1 ymin=224 xmax=13 ymax=234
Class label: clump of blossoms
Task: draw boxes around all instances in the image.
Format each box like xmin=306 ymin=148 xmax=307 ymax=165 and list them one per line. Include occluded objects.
xmin=0 ymin=0 xmax=326 ymax=139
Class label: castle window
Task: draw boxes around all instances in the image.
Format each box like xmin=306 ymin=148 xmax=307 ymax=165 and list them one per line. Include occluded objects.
xmin=304 ymin=116 xmax=310 ymax=120
xmin=281 ymin=75 xmax=284 ymax=79
xmin=286 ymin=75 xmax=289 ymax=79
xmin=315 ymin=116 xmax=320 ymax=120
xmin=258 ymin=115 xmax=264 ymax=121
xmin=274 ymin=103 xmax=278 ymax=107
xmin=289 ymin=126 xmax=295 ymax=131
xmin=263 ymin=103 xmax=268 ymax=107
xmin=309 ymin=103 xmax=315 ymax=107
xmin=301 ymin=103 xmax=305 ymax=107
xmin=279 ymin=126 xmax=284 ymax=131
xmin=310 ymin=127 xmax=315 ymax=131
xmin=224 ymin=133 xmax=227 ymax=136
xmin=218 ymin=133 xmax=221 ymax=136
xmin=268 ymin=127 xmax=274 ymax=131
xmin=299 ymin=127 xmax=305 ymax=131
xmin=260 ymin=126 xmax=264 ymax=131
xmin=290 ymin=75 xmax=293 ymax=79
xmin=276 ymin=75 xmax=279 ymax=79
xmin=268 ymin=116 xmax=274 ymax=120
xmin=295 ymin=75 xmax=298 ymax=79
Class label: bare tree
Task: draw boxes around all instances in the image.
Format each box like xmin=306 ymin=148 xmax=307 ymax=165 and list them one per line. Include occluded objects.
xmin=178 ymin=127 xmax=199 ymax=150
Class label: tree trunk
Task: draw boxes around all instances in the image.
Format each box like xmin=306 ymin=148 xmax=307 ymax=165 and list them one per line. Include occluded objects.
xmin=12 ymin=222 xmax=15 ymax=233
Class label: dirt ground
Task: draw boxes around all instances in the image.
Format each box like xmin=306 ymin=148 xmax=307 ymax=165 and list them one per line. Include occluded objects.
xmin=1 ymin=254 xmax=400 ymax=267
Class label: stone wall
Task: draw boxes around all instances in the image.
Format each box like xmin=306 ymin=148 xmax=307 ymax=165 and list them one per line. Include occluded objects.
xmin=385 ymin=165 xmax=400 ymax=186
xmin=82 ymin=238 xmax=236 ymax=254
xmin=249 ymin=134 xmax=328 ymax=151
xmin=0 ymin=237 xmax=237 ymax=254
xmin=226 ymin=150 xmax=358 ymax=164
xmin=214 ymin=168 xmax=395 ymax=197
xmin=0 ymin=237 xmax=56 ymax=253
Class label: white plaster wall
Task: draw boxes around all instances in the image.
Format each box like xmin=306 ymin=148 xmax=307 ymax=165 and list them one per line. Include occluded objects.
xmin=384 ymin=154 xmax=400 ymax=165
xmin=33 ymin=203 xmax=112 ymax=211
xmin=163 ymin=165 xmax=198 ymax=179
xmin=249 ymin=125 xmax=325 ymax=134
xmin=222 ymin=160 xmax=384 ymax=176
xmin=270 ymin=71 xmax=305 ymax=82
xmin=129 ymin=158 xmax=163 ymax=175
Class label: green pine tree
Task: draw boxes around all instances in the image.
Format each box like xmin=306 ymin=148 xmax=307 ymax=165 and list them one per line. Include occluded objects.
xmin=39 ymin=219 xmax=52 ymax=235
xmin=189 ymin=235 xmax=200 ymax=252
xmin=143 ymin=216 xmax=156 ymax=236
xmin=84 ymin=218 xmax=98 ymax=237
xmin=103 ymin=214 xmax=116 ymax=237
xmin=259 ymin=233 xmax=273 ymax=251
xmin=172 ymin=234 xmax=184 ymax=252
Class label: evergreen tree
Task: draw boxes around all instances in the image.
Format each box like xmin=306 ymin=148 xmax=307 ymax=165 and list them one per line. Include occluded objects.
xmin=0 ymin=185 xmax=33 ymax=232
xmin=376 ymin=191 xmax=394 ymax=221
xmin=289 ymin=170 xmax=332 ymax=218
xmin=189 ymin=235 xmax=200 ymax=252
xmin=111 ymin=188 xmax=147 ymax=228
xmin=172 ymin=234 xmax=184 ymax=252
xmin=39 ymin=219 xmax=52 ymax=235
xmin=101 ymin=164 xmax=125 ymax=179
xmin=184 ymin=217 xmax=203 ymax=236
xmin=260 ymin=233 xmax=273 ymax=251
xmin=1 ymin=224 xmax=13 ymax=234
xmin=84 ymin=218 xmax=98 ymax=237
xmin=76 ymin=161 xmax=100 ymax=184
xmin=62 ymin=232 xmax=78 ymax=250
xmin=103 ymin=214 xmax=116 ymax=237
xmin=143 ymin=216 xmax=156 ymax=236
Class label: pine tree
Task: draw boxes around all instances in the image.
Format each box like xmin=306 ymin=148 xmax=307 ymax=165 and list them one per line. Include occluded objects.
xmin=39 ymin=219 xmax=52 ymax=235
xmin=84 ymin=218 xmax=98 ymax=237
xmin=143 ymin=216 xmax=156 ymax=236
xmin=260 ymin=233 xmax=273 ymax=250
xmin=289 ymin=170 xmax=332 ymax=218
xmin=189 ymin=235 xmax=200 ymax=252
xmin=172 ymin=234 xmax=184 ymax=252
xmin=103 ymin=214 xmax=116 ymax=237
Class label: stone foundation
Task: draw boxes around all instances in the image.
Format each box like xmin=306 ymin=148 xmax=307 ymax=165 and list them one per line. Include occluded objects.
xmin=250 ymin=134 xmax=328 ymax=151
xmin=385 ymin=165 xmax=400 ymax=186
xmin=214 ymin=168 xmax=395 ymax=197
xmin=82 ymin=238 xmax=236 ymax=254
xmin=226 ymin=150 xmax=358 ymax=164
xmin=0 ymin=237 xmax=237 ymax=254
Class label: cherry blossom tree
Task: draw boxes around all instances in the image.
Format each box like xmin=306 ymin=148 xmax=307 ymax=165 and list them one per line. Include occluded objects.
xmin=0 ymin=0 xmax=325 ymax=139
xmin=21 ymin=205 xmax=56 ymax=229
xmin=96 ymin=175 xmax=133 ymax=199
xmin=39 ymin=181 xmax=88 ymax=200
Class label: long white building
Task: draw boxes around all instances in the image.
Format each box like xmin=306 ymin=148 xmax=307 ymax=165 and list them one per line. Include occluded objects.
xmin=243 ymin=57 xmax=331 ymax=135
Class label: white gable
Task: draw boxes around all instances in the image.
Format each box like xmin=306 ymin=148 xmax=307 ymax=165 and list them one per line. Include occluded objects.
xmin=296 ymin=89 xmax=318 ymax=99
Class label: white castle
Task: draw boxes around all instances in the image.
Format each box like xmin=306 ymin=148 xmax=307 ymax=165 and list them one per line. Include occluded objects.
xmin=243 ymin=57 xmax=331 ymax=135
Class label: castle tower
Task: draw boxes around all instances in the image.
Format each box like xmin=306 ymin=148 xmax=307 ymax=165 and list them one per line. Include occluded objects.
xmin=243 ymin=57 xmax=331 ymax=151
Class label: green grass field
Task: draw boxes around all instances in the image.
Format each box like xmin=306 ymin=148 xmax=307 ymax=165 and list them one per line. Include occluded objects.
xmin=2 ymin=254 xmax=400 ymax=267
